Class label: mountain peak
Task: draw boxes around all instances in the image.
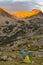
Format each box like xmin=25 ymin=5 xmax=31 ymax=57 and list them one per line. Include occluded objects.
xmin=0 ymin=8 xmax=12 ymax=17
xmin=32 ymin=9 xmax=41 ymax=13
xmin=0 ymin=8 xmax=4 ymax=10
xmin=0 ymin=8 xmax=8 ymax=12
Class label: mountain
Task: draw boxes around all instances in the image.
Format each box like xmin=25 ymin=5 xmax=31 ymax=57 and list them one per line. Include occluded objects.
xmin=0 ymin=8 xmax=43 ymax=65
xmin=0 ymin=8 xmax=43 ymax=48
xmin=10 ymin=9 xmax=41 ymax=18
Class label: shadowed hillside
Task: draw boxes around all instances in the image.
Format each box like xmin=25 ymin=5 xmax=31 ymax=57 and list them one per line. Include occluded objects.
xmin=0 ymin=8 xmax=43 ymax=47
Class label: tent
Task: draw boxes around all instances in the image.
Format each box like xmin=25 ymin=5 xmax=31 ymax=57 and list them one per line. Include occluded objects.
xmin=28 ymin=52 xmax=33 ymax=57
xmin=24 ymin=56 xmax=31 ymax=63
xmin=20 ymin=50 xmax=26 ymax=54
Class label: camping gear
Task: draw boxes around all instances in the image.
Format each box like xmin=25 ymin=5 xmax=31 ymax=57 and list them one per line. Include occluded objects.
xmin=17 ymin=56 xmax=23 ymax=60
xmin=24 ymin=55 xmax=31 ymax=63
xmin=28 ymin=52 xmax=33 ymax=57
xmin=20 ymin=50 xmax=26 ymax=54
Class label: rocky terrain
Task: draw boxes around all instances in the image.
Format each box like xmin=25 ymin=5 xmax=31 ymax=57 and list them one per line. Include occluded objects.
xmin=0 ymin=9 xmax=43 ymax=46
xmin=0 ymin=8 xmax=43 ymax=65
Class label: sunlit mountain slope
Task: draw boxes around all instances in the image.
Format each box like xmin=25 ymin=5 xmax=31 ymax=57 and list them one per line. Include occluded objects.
xmin=10 ymin=9 xmax=41 ymax=18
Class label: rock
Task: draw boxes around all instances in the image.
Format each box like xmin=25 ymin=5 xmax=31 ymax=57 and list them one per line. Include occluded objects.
xmin=39 ymin=49 xmax=43 ymax=52
xmin=34 ymin=51 xmax=43 ymax=57
xmin=0 ymin=52 xmax=3 ymax=56
xmin=38 ymin=55 xmax=42 ymax=57
xmin=0 ymin=47 xmax=4 ymax=51
xmin=8 ymin=57 xmax=13 ymax=61
xmin=15 ymin=62 xmax=19 ymax=65
xmin=10 ymin=46 xmax=15 ymax=51
xmin=41 ymin=63 xmax=43 ymax=65
xmin=32 ymin=61 xmax=35 ymax=64
xmin=11 ymin=54 xmax=17 ymax=59
xmin=28 ymin=44 xmax=30 ymax=47
xmin=7 ymin=44 xmax=10 ymax=47
xmin=21 ymin=45 xmax=28 ymax=50
xmin=1 ymin=55 xmax=8 ymax=61
xmin=6 ymin=47 xmax=11 ymax=51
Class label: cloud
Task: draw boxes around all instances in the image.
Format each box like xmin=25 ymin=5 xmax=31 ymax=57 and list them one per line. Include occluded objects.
xmin=0 ymin=1 xmax=38 ymax=12
xmin=32 ymin=0 xmax=43 ymax=11
xmin=0 ymin=0 xmax=31 ymax=2
xmin=0 ymin=0 xmax=43 ymax=12
xmin=33 ymin=0 xmax=43 ymax=5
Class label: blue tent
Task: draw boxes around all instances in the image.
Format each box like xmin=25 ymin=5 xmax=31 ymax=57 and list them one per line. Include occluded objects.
xmin=20 ymin=50 xmax=26 ymax=54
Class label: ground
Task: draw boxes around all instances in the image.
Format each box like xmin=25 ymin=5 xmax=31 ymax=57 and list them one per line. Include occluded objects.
xmin=0 ymin=38 xmax=43 ymax=65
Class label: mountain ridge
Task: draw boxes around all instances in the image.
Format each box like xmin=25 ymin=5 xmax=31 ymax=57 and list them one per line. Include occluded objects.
xmin=10 ymin=9 xmax=41 ymax=18
xmin=0 ymin=8 xmax=42 ymax=18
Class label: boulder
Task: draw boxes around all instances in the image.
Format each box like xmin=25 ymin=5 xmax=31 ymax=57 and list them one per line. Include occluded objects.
xmin=8 ymin=57 xmax=13 ymax=61
xmin=11 ymin=54 xmax=17 ymax=59
xmin=1 ymin=55 xmax=8 ymax=61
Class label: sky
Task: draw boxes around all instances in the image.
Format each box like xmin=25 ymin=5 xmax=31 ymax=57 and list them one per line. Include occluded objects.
xmin=0 ymin=0 xmax=43 ymax=12
xmin=0 ymin=0 xmax=31 ymax=2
